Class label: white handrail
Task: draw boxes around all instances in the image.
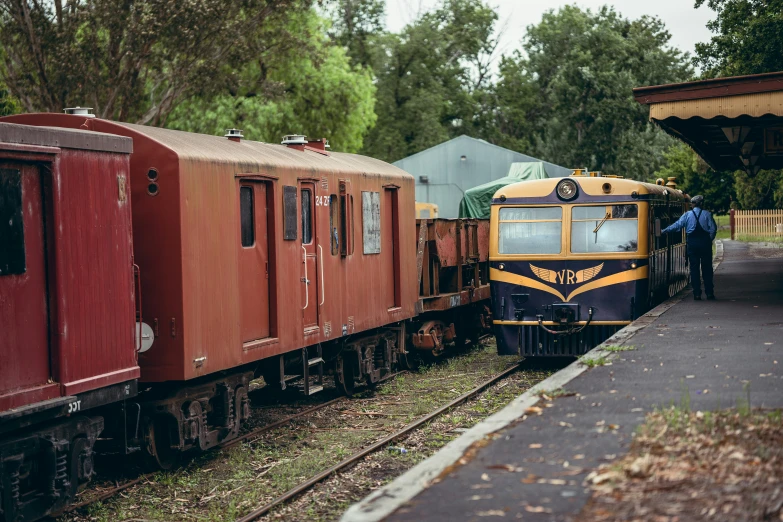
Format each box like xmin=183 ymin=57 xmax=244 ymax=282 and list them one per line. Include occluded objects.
xmin=318 ymin=244 xmax=325 ymax=306
xmin=301 ymin=245 xmax=308 ymax=310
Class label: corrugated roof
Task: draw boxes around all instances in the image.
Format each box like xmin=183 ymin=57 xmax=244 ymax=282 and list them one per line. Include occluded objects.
xmin=114 ymin=122 xmax=411 ymax=179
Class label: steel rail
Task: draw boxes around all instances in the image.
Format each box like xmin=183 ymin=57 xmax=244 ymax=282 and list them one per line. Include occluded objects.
xmin=235 ymin=361 xmax=521 ymax=522
xmin=64 ymin=369 xmax=410 ymax=513
xmin=65 ymin=397 xmax=346 ymax=512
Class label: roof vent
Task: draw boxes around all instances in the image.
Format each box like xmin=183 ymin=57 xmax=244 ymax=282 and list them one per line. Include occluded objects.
xmin=282 ymin=134 xmax=307 ymax=146
xmin=324 ymin=140 xmax=331 ymax=149
xmin=225 ymin=128 xmax=244 ymax=142
xmin=63 ymin=106 xmax=95 ymax=118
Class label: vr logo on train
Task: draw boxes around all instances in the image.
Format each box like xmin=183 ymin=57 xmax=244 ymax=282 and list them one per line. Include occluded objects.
xmin=530 ymin=263 xmax=603 ymax=285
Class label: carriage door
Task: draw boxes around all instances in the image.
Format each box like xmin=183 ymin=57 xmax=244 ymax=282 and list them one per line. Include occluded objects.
xmin=238 ymin=183 xmax=271 ymax=342
xmin=300 ymin=183 xmax=320 ymax=329
xmin=0 ymin=165 xmax=52 ymax=398
xmin=381 ymin=188 xmax=401 ymax=309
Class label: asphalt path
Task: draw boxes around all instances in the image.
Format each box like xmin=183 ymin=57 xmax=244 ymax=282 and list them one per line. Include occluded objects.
xmin=384 ymin=240 xmax=783 ymax=521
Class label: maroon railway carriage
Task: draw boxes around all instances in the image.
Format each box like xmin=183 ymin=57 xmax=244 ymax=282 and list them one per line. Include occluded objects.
xmin=1 ymin=112 xmax=491 ymax=521
xmin=4 ymin=113 xmax=422 ymax=467
xmin=0 ymin=123 xmax=138 ymax=521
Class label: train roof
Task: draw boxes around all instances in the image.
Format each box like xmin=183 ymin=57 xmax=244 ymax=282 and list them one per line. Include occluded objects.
xmin=116 ymin=122 xmax=412 ymax=179
xmin=0 ymin=114 xmax=411 ymax=180
xmin=493 ymin=175 xmax=688 ymax=202
xmin=0 ymin=121 xmax=132 ymax=153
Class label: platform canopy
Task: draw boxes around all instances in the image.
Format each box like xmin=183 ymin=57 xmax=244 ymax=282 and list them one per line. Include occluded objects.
xmin=634 ymin=71 xmax=783 ymax=175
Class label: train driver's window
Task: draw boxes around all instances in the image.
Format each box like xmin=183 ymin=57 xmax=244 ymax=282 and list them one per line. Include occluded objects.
xmin=329 ymin=194 xmax=339 ymax=255
xmin=498 ymin=206 xmax=562 ymax=254
xmin=301 ymin=189 xmax=313 ymax=244
xmin=240 ymin=186 xmax=255 ymax=247
xmin=571 ymin=204 xmax=638 ymax=253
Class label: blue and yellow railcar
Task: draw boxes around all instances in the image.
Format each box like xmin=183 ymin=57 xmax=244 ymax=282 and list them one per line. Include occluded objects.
xmin=490 ymin=173 xmax=689 ymax=356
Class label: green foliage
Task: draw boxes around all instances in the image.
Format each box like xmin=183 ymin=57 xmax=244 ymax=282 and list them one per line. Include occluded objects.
xmin=167 ymin=12 xmax=376 ymax=152
xmin=733 ymin=169 xmax=783 ymax=209
xmin=495 ymin=6 xmax=692 ymax=178
xmin=0 ymin=0 xmax=314 ymax=124
xmin=359 ymin=0 xmax=499 ymax=162
xmin=328 ymin=0 xmax=385 ymax=68
xmin=695 ymin=0 xmax=783 ymax=77
xmin=654 ymin=143 xmax=736 ymax=213
xmin=0 ymin=81 xmax=19 ymax=116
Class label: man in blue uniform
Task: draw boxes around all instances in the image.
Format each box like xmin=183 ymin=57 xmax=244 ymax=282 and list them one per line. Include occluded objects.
xmin=661 ymin=195 xmax=717 ymax=300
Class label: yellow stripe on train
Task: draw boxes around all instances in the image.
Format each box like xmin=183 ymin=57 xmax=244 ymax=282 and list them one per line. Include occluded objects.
xmin=489 ymin=266 xmax=649 ymax=303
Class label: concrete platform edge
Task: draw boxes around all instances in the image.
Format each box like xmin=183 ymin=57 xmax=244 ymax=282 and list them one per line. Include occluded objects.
xmin=340 ymin=241 xmax=724 ymax=522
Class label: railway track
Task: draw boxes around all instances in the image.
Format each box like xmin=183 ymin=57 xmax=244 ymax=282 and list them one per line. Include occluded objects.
xmin=64 ymin=368 xmax=414 ymax=515
xmin=235 ymin=361 xmax=522 ymax=522
xmin=64 ymin=398 xmax=347 ymax=514
xmin=63 ymin=336 xmax=508 ymax=519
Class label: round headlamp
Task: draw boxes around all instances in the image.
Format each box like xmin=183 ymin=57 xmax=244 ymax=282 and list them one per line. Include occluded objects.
xmin=556 ymin=179 xmax=579 ymax=201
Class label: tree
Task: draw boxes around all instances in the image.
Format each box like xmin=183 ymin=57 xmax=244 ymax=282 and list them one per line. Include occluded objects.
xmin=0 ymin=80 xmax=19 ymax=116
xmin=695 ymin=0 xmax=783 ymax=77
xmin=654 ymin=143 xmax=735 ymax=213
xmin=0 ymin=0 xmax=311 ymax=125
xmin=359 ymin=0 xmax=499 ymax=162
xmin=166 ymin=12 xmax=376 ymax=153
xmin=494 ymin=6 xmax=692 ymax=178
xmin=328 ymin=0 xmax=385 ymax=68
xmin=734 ymin=169 xmax=783 ymax=209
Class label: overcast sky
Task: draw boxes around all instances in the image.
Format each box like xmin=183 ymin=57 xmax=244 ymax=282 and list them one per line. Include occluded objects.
xmin=385 ymin=0 xmax=715 ymax=61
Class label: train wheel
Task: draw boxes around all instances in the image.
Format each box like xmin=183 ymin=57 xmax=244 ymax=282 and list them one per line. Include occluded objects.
xmin=399 ymin=350 xmax=421 ymax=371
xmin=69 ymin=436 xmax=96 ymax=493
xmin=142 ymin=416 xmax=179 ymax=471
xmin=337 ymin=356 xmax=356 ymax=397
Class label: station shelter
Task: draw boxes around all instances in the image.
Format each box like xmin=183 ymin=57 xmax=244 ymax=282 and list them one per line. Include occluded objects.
xmin=634 ymin=71 xmax=783 ymax=237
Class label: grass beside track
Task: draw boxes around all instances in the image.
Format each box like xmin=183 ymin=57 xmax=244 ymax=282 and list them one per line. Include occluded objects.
xmin=62 ymin=341 xmax=553 ymax=522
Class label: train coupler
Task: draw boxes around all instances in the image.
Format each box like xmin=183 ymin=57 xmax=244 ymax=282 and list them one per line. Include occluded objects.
xmin=411 ymin=321 xmax=456 ymax=352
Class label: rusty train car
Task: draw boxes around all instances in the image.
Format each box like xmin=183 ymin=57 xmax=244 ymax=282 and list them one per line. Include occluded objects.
xmin=0 ymin=113 xmax=489 ymax=521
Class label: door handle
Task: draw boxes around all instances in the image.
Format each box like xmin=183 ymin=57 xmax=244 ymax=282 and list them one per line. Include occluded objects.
xmin=318 ymin=245 xmax=325 ymax=306
xmin=301 ymin=245 xmax=309 ymax=310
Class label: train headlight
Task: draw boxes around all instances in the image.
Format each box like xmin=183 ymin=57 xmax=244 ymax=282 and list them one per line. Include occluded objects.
xmin=556 ymin=179 xmax=578 ymax=200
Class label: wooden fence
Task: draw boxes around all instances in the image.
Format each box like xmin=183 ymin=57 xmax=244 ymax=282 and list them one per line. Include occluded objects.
xmin=730 ymin=209 xmax=783 ymax=239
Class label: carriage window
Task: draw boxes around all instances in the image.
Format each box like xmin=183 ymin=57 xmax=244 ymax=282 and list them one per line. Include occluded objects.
xmin=329 ymin=194 xmax=339 ymax=255
xmin=0 ymin=169 xmax=26 ymax=275
xmin=301 ymin=189 xmax=313 ymax=244
xmin=362 ymin=191 xmax=381 ymax=254
xmin=240 ymin=186 xmax=254 ymax=247
xmin=283 ymin=185 xmax=297 ymax=240
xmin=340 ymin=184 xmax=354 ymax=256
xmin=571 ymin=204 xmax=638 ymax=253
xmin=498 ymin=206 xmax=562 ymax=255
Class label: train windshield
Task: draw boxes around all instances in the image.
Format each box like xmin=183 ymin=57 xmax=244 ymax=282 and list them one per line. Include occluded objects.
xmin=498 ymin=207 xmax=562 ymax=254
xmin=570 ymin=204 xmax=638 ymax=253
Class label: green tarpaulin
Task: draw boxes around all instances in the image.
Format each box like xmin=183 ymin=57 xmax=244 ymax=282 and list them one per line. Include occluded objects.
xmin=458 ymin=162 xmax=550 ymax=218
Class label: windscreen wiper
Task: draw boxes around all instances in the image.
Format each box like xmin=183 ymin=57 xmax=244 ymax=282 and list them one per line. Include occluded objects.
xmin=593 ymin=212 xmax=611 ymax=234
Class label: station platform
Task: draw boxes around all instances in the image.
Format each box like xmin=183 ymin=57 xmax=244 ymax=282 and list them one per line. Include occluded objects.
xmin=343 ymin=240 xmax=783 ymax=522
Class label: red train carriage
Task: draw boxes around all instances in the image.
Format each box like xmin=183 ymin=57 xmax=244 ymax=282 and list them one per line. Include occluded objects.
xmin=1 ymin=112 xmax=492 ymax=522
xmin=0 ymin=123 xmax=138 ymax=521
xmin=4 ymin=113 xmax=421 ymax=466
